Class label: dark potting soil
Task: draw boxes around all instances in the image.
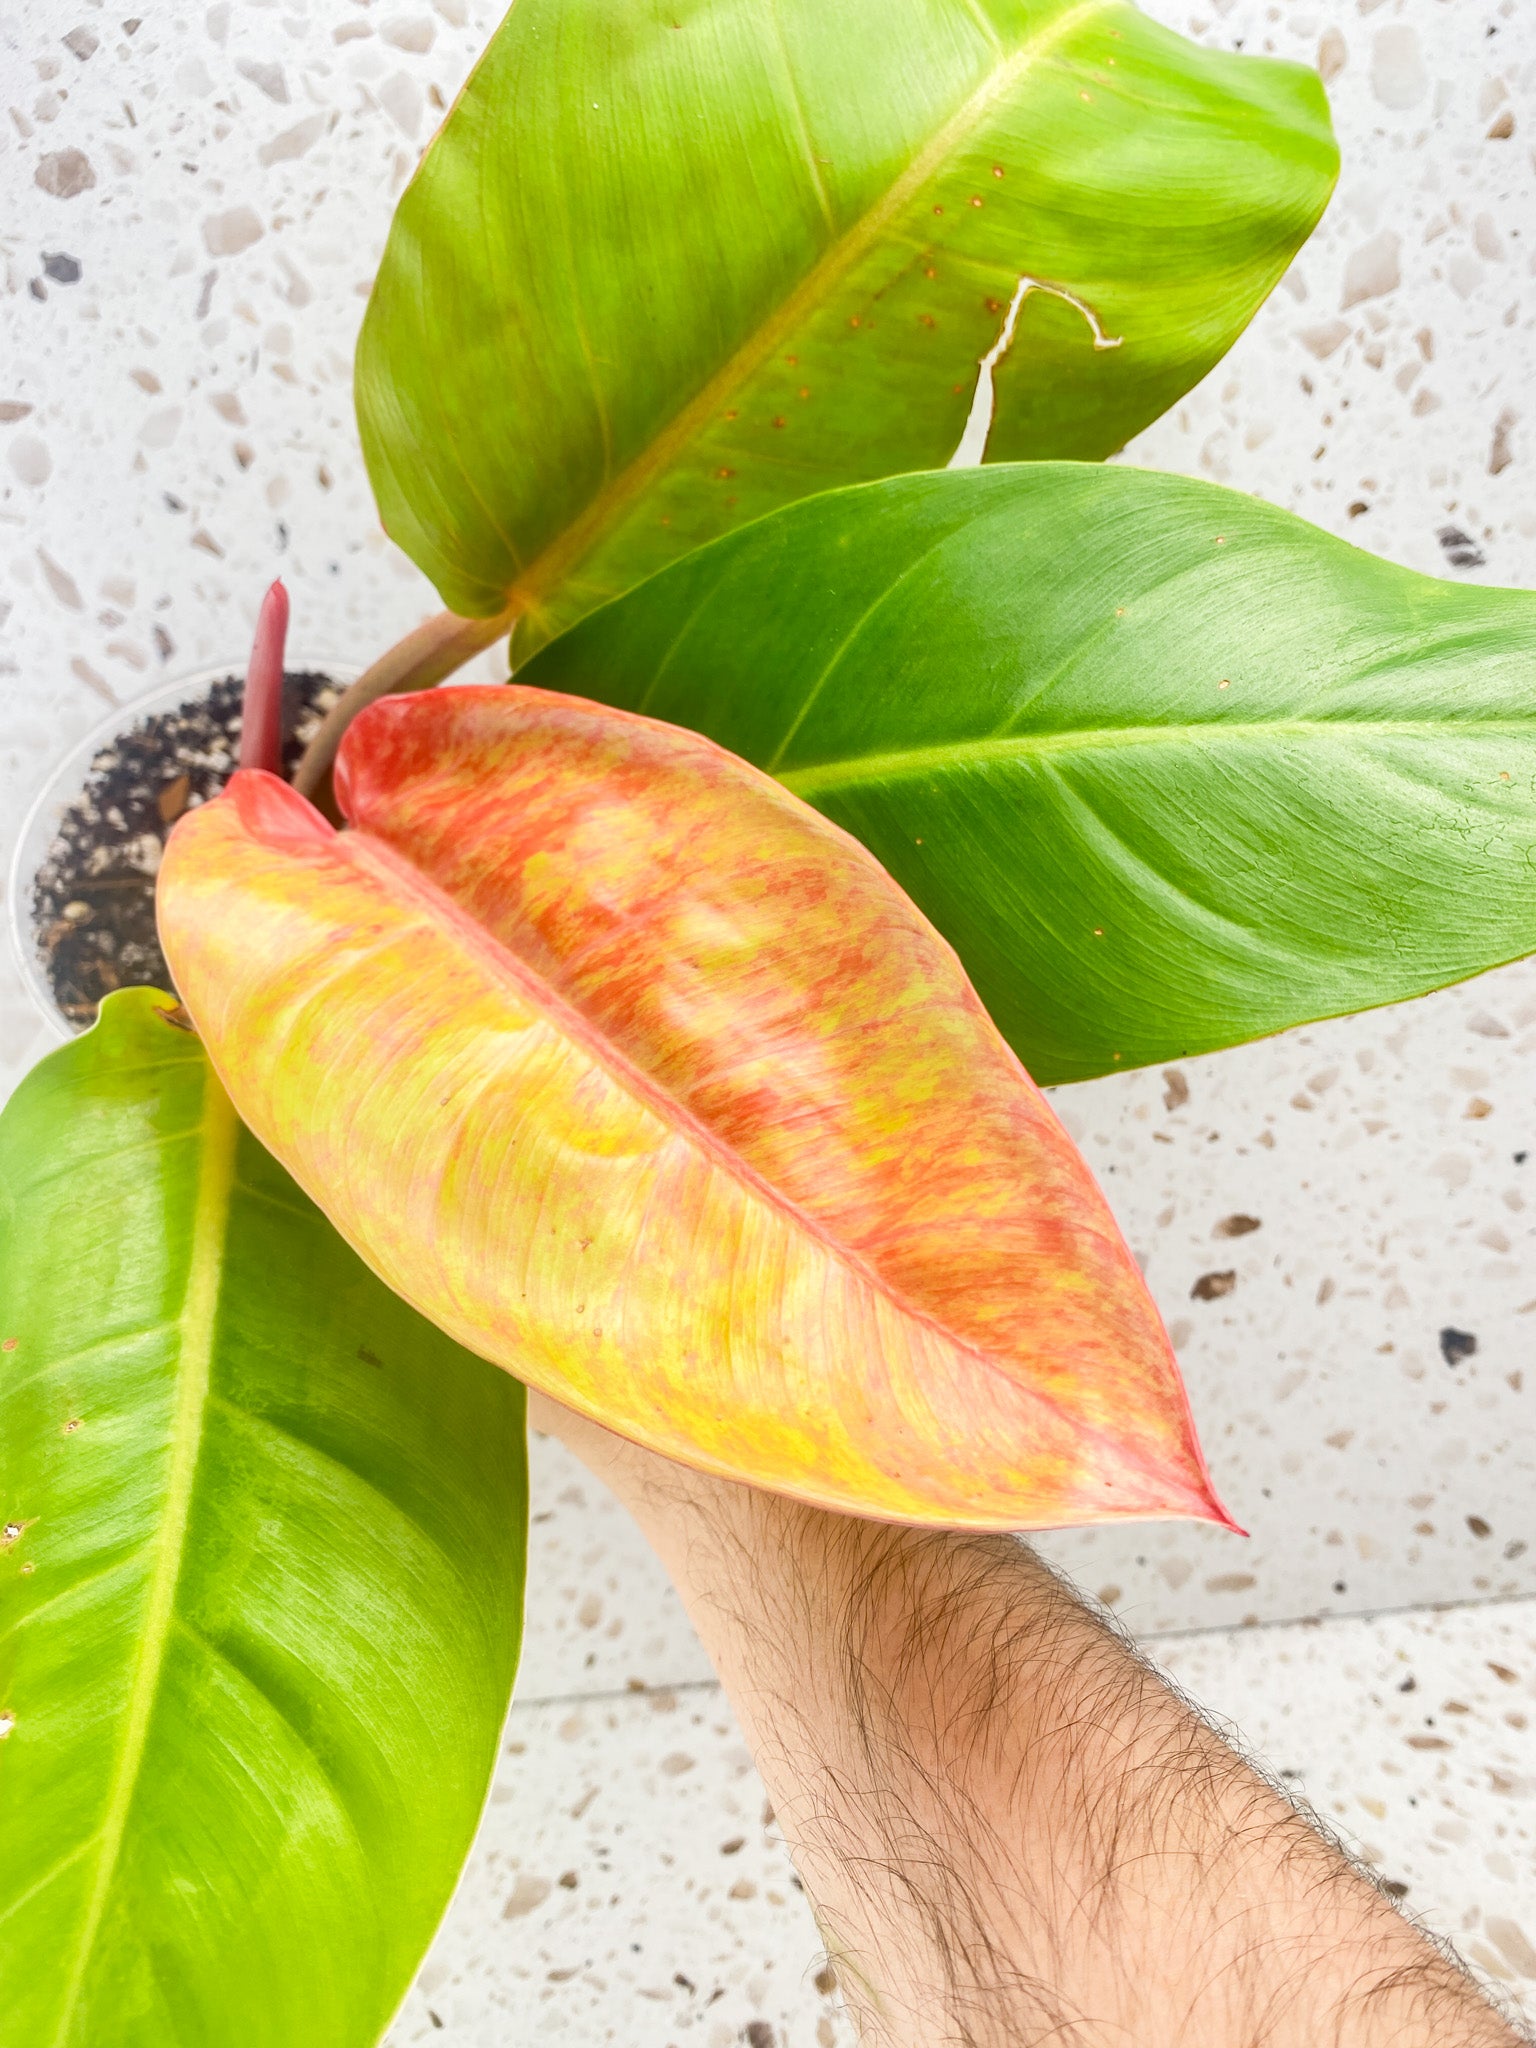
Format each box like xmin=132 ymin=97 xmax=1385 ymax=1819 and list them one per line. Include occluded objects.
xmin=31 ymin=669 xmax=343 ymax=1029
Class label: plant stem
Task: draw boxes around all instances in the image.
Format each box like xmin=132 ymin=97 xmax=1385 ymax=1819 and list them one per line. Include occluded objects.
xmin=293 ymin=606 xmax=515 ymax=820
xmin=239 ymin=580 xmax=290 ymax=774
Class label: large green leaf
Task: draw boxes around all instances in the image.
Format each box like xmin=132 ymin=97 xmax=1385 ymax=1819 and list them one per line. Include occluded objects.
xmin=521 ymin=462 xmax=1536 ymax=1083
xmin=0 ymin=989 xmax=527 ymax=2048
xmin=356 ymin=0 xmax=1336 ymax=653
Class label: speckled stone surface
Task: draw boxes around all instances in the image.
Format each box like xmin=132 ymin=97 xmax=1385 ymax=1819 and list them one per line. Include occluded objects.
xmin=1155 ymin=1598 xmax=1536 ymax=2020
xmin=3 ymin=0 xmax=1534 ymax=2036
xmin=387 ymin=1599 xmax=1536 ymax=2043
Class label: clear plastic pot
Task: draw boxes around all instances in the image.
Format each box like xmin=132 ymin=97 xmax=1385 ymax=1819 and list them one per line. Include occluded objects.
xmin=8 ymin=657 xmax=359 ymax=1036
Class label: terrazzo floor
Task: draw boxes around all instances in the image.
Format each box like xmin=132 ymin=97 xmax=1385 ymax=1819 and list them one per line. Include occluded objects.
xmin=387 ymin=1445 xmax=1536 ymax=2044
xmin=3 ymin=0 xmax=1534 ymax=2035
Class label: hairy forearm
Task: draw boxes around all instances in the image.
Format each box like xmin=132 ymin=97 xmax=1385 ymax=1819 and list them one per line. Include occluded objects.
xmin=536 ymin=1403 xmax=1524 ymax=2048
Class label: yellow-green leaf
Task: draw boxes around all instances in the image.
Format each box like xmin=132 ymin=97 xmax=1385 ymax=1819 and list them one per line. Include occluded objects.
xmin=357 ymin=0 xmax=1336 ymax=653
xmin=0 ymin=990 xmax=527 ymax=2048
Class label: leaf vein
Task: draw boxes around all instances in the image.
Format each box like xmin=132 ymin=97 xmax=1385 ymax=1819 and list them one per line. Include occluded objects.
xmin=779 ymin=718 xmax=1536 ymax=799
xmin=47 ymin=1080 xmax=237 ymax=2048
xmin=505 ymin=0 xmax=1111 ymax=622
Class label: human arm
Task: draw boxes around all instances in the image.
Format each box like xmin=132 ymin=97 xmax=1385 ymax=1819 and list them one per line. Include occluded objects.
xmin=532 ymin=1396 xmax=1526 ymax=2048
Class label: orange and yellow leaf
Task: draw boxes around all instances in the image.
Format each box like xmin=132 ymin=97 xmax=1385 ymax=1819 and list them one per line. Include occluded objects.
xmin=158 ymin=686 xmax=1228 ymax=1532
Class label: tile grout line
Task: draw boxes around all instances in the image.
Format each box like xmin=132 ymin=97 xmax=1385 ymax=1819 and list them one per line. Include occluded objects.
xmin=510 ymin=1674 xmax=722 ymax=1714
xmin=507 ymin=1587 xmax=1536 ymax=1717
xmin=1135 ymin=1584 xmax=1536 ymax=1649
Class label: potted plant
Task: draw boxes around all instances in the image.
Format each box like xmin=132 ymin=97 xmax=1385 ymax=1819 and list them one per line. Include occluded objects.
xmin=14 ymin=643 xmax=355 ymax=1033
xmin=4 ymin=3 xmax=1532 ymax=2044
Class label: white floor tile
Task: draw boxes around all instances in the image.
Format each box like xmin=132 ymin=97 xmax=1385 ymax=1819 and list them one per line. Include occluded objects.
xmin=519 ymin=1434 xmax=715 ymax=1703
xmin=389 ymin=1595 xmax=1536 ymax=2044
xmin=1155 ymin=1597 xmax=1536 ymax=2023
xmin=386 ymin=1686 xmax=849 ymax=2048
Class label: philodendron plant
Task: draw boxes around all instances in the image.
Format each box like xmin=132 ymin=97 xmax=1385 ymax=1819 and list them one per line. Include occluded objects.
xmin=4 ymin=2 xmax=1535 ymax=2043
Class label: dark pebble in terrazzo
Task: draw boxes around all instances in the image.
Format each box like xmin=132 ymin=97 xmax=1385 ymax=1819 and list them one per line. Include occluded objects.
xmin=41 ymin=252 xmax=81 ymax=284
xmin=1437 ymin=525 xmax=1487 ymax=569
xmin=1214 ymin=1213 xmax=1262 ymax=1238
xmin=1191 ymin=1270 xmax=1237 ymax=1301
xmin=30 ymin=669 xmax=341 ymax=1029
xmin=1439 ymin=1328 xmax=1478 ymax=1365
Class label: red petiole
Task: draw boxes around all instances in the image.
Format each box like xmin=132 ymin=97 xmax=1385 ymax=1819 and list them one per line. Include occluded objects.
xmin=240 ymin=579 xmax=291 ymax=775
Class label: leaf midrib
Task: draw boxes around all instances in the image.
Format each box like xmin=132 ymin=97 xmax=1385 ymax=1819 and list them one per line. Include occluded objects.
xmin=340 ymin=824 xmax=1170 ymax=1490
xmin=51 ymin=1079 xmax=237 ymax=2046
xmin=777 ymin=716 xmax=1536 ymax=797
xmin=506 ymin=0 xmax=1110 ymax=627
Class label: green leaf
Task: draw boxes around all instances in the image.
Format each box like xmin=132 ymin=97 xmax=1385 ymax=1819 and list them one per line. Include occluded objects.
xmin=357 ymin=0 xmax=1336 ymax=653
xmin=0 ymin=989 xmax=527 ymax=2048
xmin=521 ymin=461 xmax=1536 ymax=1084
